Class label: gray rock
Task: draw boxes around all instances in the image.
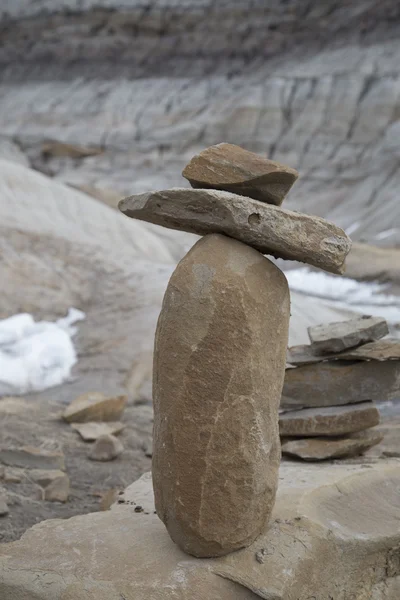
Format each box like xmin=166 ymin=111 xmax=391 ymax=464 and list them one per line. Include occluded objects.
xmin=287 ymin=339 xmax=400 ymax=365
xmin=0 ymin=495 xmax=9 ymax=517
xmin=119 ymin=188 xmax=351 ymax=275
xmin=152 ymin=234 xmax=290 ymax=557
xmin=182 ymin=143 xmax=298 ymax=206
xmin=0 ymin=446 xmax=65 ymax=471
xmin=281 ymin=430 xmax=384 ymax=461
xmin=279 ymin=402 xmax=379 ymax=437
xmin=89 ymin=434 xmax=124 ymax=462
xmin=308 ymin=316 xmax=389 ymax=355
xmin=282 ymin=360 xmax=400 ymax=409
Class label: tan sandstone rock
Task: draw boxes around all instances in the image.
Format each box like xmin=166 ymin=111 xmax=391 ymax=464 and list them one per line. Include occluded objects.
xmin=279 ymin=401 xmax=380 ymax=437
xmin=182 ymin=143 xmax=298 ymax=206
xmin=71 ymin=421 xmax=125 ymax=441
xmin=119 ymin=188 xmax=351 ymax=275
xmin=89 ymin=434 xmax=124 ymax=462
xmin=152 ymin=234 xmax=290 ymax=557
xmin=287 ymin=338 xmax=400 ymax=365
xmin=1 ymin=463 xmax=400 ymax=599
xmin=281 ymin=430 xmax=384 ymax=461
xmin=63 ymin=392 xmax=127 ymax=423
xmin=308 ymin=315 xmax=389 ymax=355
xmin=282 ymin=360 xmax=400 ymax=409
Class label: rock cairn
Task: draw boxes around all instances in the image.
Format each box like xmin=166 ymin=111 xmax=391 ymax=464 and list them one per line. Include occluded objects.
xmin=282 ymin=315 xmax=399 ymax=461
xmin=119 ymin=143 xmax=352 ymax=558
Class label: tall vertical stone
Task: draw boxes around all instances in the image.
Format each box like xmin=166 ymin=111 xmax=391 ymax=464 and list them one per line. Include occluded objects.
xmin=152 ymin=233 xmax=290 ymax=557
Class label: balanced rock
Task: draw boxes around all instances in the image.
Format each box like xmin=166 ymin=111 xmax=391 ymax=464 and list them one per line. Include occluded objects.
xmin=279 ymin=401 xmax=379 ymax=437
xmin=282 ymin=360 xmax=400 ymax=409
xmin=182 ymin=143 xmax=298 ymax=206
xmin=119 ymin=188 xmax=351 ymax=275
xmin=308 ymin=315 xmax=389 ymax=356
xmin=287 ymin=338 xmax=400 ymax=366
xmin=63 ymin=392 xmax=127 ymax=423
xmin=152 ymin=234 xmax=290 ymax=557
xmin=89 ymin=434 xmax=124 ymax=462
xmin=281 ymin=430 xmax=384 ymax=461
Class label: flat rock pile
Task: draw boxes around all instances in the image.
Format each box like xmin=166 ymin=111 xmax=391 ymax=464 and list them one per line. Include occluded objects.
xmin=120 ymin=143 xmax=352 ymax=558
xmin=282 ymin=315 xmax=400 ymax=460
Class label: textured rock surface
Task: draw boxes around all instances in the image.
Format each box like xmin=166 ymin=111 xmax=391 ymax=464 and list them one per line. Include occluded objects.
xmin=182 ymin=143 xmax=298 ymax=205
xmin=0 ymin=446 xmax=65 ymax=471
xmin=282 ymin=360 xmax=400 ymax=408
xmin=288 ymin=339 xmax=400 ymax=365
xmin=89 ymin=434 xmax=124 ymax=462
xmin=308 ymin=315 xmax=389 ymax=355
xmin=119 ymin=188 xmax=351 ymax=274
xmin=279 ymin=401 xmax=380 ymax=437
xmin=63 ymin=392 xmax=127 ymax=423
xmin=281 ymin=430 xmax=384 ymax=460
xmin=1 ymin=462 xmax=400 ymax=599
xmin=152 ymin=234 xmax=290 ymax=557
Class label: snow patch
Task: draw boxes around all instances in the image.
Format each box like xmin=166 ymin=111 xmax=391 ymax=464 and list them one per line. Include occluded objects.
xmin=0 ymin=308 xmax=85 ymax=397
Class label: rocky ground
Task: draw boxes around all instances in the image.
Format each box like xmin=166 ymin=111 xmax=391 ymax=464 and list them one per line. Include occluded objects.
xmin=0 ymin=0 xmax=400 ymax=546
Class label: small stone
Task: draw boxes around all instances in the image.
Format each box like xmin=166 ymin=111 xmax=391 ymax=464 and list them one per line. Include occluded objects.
xmin=287 ymin=339 xmax=400 ymax=365
xmin=152 ymin=234 xmax=290 ymax=557
xmin=63 ymin=392 xmax=127 ymax=423
xmin=119 ymin=188 xmax=351 ymax=275
xmin=71 ymin=421 xmax=125 ymax=442
xmin=308 ymin=316 xmax=389 ymax=356
xmin=41 ymin=141 xmax=103 ymax=159
xmin=281 ymin=430 xmax=384 ymax=461
xmin=0 ymin=446 xmax=65 ymax=471
xmin=182 ymin=143 xmax=298 ymax=206
xmin=282 ymin=360 xmax=400 ymax=409
xmin=29 ymin=469 xmax=67 ymax=488
xmin=279 ymin=402 xmax=380 ymax=437
xmin=3 ymin=468 xmax=24 ymax=483
xmin=43 ymin=476 xmax=70 ymax=503
xmin=0 ymin=495 xmax=9 ymax=517
xmin=99 ymin=489 xmax=120 ymax=511
xmin=89 ymin=434 xmax=124 ymax=462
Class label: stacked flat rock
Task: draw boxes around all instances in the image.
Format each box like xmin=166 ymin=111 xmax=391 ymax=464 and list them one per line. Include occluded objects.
xmin=281 ymin=315 xmax=398 ymax=461
xmin=119 ymin=143 xmax=352 ymax=558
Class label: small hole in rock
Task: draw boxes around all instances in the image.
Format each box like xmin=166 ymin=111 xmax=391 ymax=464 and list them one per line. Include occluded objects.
xmin=248 ymin=213 xmax=261 ymax=225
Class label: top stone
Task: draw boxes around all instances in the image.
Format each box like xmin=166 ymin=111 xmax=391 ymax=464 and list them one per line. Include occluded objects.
xmin=182 ymin=143 xmax=298 ymax=206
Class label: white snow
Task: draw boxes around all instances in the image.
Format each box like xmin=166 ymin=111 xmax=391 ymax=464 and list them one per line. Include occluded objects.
xmin=0 ymin=308 xmax=85 ymax=397
xmin=286 ymin=268 xmax=400 ymax=326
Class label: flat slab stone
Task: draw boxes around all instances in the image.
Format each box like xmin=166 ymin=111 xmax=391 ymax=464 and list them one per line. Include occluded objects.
xmin=1 ymin=463 xmax=400 ymax=599
xmin=281 ymin=430 xmax=384 ymax=461
xmin=71 ymin=421 xmax=125 ymax=441
xmin=279 ymin=401 xmax=379 ymax=437
xmin=287 ymin=339 xmax=400 ymax=365
xmin=182 ymin=143 xmax=298 ymax=206
xmin=0 ymin=446 xmax=65 ymax=471
xmin=63 ymin=392 xmax=127 ymax=423
xmin=119 ymin=188 xmax=351 ymax=275
xmin=308 ymin=315 xmax=389 ymax=355
xmin=281 ymin=360 xmax=400 ymax=409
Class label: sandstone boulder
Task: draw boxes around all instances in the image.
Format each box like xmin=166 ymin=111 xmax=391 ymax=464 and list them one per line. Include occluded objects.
xmin=152 ymin=234 xmax=290 ymax=557
xmin=282 ymin=360 xmax=400 ymax=409
xmin=279 ymin=401 xmax=379 ymax=437
xmin=119 ymin=188 xmax=351 ymax=275
xmin=308 ymin=315 xmax=389 ymax=355
xmin=182 ymin=143 xmax=298 ymax=206
xmin=63 ymin=392 xmax=127 ymax=423
xmin=1 ymin=462 xmax=400 ymax=599
xmin=281 ymin=430 xmax=384 ymax=460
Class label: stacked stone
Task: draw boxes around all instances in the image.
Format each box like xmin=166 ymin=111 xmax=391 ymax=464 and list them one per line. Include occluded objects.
xmin=282 ymin=315 xmax=400 ymax=460
xmin=119 ymin=143 xmax=352 ymax=558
